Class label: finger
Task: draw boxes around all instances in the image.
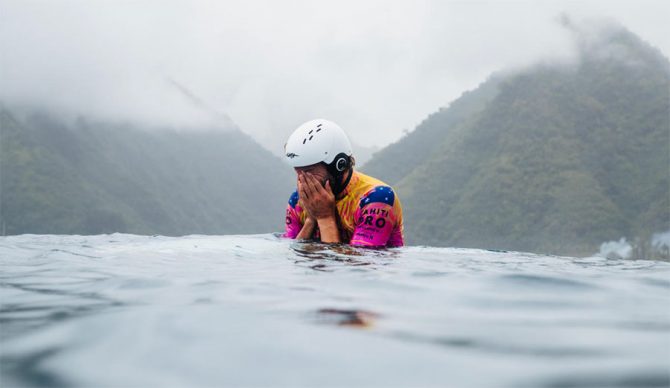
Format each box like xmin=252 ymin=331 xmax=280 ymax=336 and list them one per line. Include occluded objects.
xmin=301 ymin=173 xmax=311 ymax=191
xmin=304 ymin=173 xmax=320 ymax=196
xmin=309 ymin=174 xmax=326 ymax=197
xmin=324 ymin=179 xmax=333 ymax=195
xmin=312 ymin=175 xmax=330 ymax=197
xmin=298 ymin=176 xmax=305 ymax=202
xmin=298 ymin=175 xmax=309 ymax=200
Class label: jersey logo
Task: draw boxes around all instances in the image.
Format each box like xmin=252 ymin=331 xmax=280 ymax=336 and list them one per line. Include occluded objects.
xmin=359 ymin=186 xmax=395 ymax=208
xmin=288 ymin=190 xmax=299 ymax=209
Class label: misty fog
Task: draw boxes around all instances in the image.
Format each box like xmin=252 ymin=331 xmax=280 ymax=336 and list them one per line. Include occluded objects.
xmin=1 ymin=0 xmax=668 ymax=154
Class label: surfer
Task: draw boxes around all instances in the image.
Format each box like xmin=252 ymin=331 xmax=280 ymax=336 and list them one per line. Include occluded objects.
xmin=283 ymin=119 xmax=404 ymax=247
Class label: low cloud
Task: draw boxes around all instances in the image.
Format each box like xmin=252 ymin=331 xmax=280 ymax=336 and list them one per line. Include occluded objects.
xmin=1 ymin=0 xmax=668 ymax=152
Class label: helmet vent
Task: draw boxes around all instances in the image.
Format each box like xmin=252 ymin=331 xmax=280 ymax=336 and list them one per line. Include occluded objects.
xmin=302 ymin=125 xmax=322 ymax=144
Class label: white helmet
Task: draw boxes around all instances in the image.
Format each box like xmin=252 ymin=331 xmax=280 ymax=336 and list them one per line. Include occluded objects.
xmin=284 ymin=119 xmax=353 ymax=169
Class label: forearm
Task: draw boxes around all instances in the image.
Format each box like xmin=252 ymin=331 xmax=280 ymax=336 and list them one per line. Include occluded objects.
xmin=296 ymin=219 xmax=316 ymax=240
xmin=317 ymin=216 xmax=341 ymax=243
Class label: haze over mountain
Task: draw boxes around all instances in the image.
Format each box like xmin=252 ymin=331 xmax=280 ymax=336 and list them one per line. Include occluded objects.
xmin=362 ymin=21 xmax=670 ymax=257
xmin=1 ymin=106 xmax=294 ymax=235
xmin=2 ymin=2 xmax=668 ymax=154
xmin=1 ymin=11 xmax=667 ymax=259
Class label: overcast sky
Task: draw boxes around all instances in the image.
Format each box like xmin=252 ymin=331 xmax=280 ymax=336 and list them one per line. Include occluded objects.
xmin=1 ymin=0 xmax=668 ymax=152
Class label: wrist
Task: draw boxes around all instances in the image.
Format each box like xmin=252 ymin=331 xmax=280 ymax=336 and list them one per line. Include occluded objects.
xmin=316 ymin=215 xmax=341 ymax=243
xmin=315 ymin=212 xmax=337 ymax=222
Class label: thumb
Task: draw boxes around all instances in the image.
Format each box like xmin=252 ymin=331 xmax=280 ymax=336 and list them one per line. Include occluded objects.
xmin=325 ymin=179 xmax=332 ymax=192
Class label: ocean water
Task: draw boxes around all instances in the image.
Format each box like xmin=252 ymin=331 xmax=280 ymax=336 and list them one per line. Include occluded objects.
xmin=1 ymin=234 xmax=669 ymax=388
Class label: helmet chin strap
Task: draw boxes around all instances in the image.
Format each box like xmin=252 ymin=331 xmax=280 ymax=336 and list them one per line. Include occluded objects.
xmin=325 ymin=164 xmax=353 ymax=198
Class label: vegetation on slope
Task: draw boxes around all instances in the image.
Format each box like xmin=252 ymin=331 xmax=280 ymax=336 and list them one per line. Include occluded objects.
xmin=1 ymin=108 xmax=294 ymax=235
xmin=362 ymin=24 xmax=670 ymax=257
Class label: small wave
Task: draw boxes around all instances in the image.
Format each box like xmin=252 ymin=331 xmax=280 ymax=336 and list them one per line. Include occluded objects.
xmin=495 ymin=273 xmax=598 ymax=290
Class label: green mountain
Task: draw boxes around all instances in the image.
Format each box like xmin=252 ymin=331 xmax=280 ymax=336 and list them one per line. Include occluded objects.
xmin=362 ymin=24 xmax=670 ymax=256
xmin=0 ymin=107 xmax=294 ymax=235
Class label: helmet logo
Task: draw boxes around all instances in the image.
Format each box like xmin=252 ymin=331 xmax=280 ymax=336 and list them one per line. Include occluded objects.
xmin=286 ymin=153 xmax=299 ymax=159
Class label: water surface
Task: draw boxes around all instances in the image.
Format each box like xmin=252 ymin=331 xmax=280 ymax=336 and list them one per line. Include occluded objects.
xmin=1 ymin=234 xmax=669 ymax=387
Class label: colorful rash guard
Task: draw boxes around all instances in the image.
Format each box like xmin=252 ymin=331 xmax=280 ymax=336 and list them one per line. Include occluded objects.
xmin=283 ymin=171 xmax=404 ymax=247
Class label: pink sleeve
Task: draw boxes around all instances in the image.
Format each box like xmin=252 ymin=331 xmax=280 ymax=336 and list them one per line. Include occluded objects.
xmin=350 ymin=186 xmax=403 ymax=247
xmin=283 ymin=191 xmax=302 ymax=239
xmin=387 ymin=223 xmax=404 ymax=247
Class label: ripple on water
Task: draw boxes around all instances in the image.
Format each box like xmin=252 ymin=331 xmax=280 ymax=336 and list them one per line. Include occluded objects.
xmin=495 ymin=273 xmax=599 ymax=290
xmin=1 ymin=234 xmax=669 ymax=387
xmin=388 ymin=331 xmax=609 ymax=358
xmin=528 ymin=371 xmax=670 ymax=388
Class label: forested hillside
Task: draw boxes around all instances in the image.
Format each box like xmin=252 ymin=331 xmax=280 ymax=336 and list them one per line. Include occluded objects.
xmin=1 ymin=107 xmax=294 ymax=235
xmin=362 ymin=24 xmax=670 ymax=256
